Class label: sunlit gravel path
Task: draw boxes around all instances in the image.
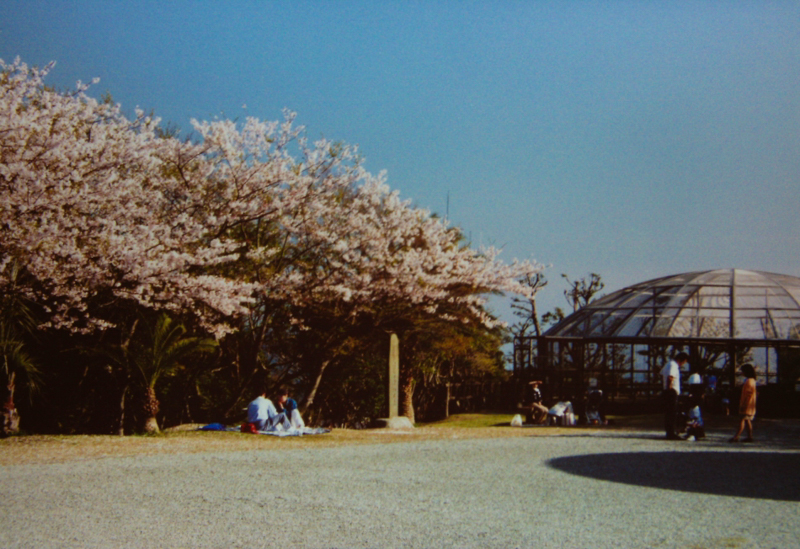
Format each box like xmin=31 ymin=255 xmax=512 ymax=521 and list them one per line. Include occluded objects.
xmin=2 ymin=430 xmax=798 ymax=548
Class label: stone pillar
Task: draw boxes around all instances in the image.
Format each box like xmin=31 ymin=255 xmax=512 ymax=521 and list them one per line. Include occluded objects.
xmin=388 ymin=332 xmax=399 ymax=418
xmin=374 ymin=332 xmax=412 ymax=429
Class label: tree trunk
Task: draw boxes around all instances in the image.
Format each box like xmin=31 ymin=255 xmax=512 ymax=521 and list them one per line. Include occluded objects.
xmin=143 ymin=416 xmax=160 ymax=434
xmin=2 ymin=372 xmax=19 ymax=437
xmin=531 ymin=299 xmax=542 ymax=338
xmin=142 ymin=386 xmax=160 ymax=434
xmin=301 ymin=358 xmax=331 ymax=414
xmin=400 ymin=364 xmax=415 ymax=425
xmin=117 ymin=319 xmax=139 ymax=436
xmin=117 ymin=378 xmax=128 ymax=436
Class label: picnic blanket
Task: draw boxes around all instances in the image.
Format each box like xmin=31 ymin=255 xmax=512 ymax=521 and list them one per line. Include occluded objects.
xmin=198 ymin=423 xmax=330 ymax=437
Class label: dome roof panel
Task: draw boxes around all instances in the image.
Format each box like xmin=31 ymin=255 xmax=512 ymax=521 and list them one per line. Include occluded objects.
xmin=618 ymin=313 xmax=653 ymax=337
xmin=735 ymin=318 xmax=768 ymax=339
xmin=783 ymin=288 xmax=800 ymax=307
xmin=733 ymin=270 xmax=765 ymax=285
xmin=694 ymin=270 xmax=733 ymax=285
xmin=543 ymin=269 xmax=800 ymax=341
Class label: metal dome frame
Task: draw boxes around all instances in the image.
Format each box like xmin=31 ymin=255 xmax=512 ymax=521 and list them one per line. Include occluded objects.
xmin=513 ymin=269 xmax=800 ymax=412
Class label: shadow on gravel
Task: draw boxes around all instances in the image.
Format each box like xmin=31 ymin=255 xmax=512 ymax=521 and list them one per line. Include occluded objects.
xmin=547 ymin=451 xmax=800 ymax=501
xmin=536 ymin=430 xmax=800 ymax=450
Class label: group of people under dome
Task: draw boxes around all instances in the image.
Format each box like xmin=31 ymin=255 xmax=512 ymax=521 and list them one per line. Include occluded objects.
xmin=519 ymin=353 xmax=758 ymax=442
xmin=661 ymin=352 xmax=757 ymax=442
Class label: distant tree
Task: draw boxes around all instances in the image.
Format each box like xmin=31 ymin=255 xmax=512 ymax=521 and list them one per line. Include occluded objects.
xmin=562 ymin=273 xmax=604 ymax=313
xmin=511 ymin=272 xmax=604 ymax=340
xmin=552 ymin=273 xmax=606 ymax=384
xmin=511 ymin=273 xmax=548 ymax=338
xmin=541 ymin=307 xmax=566 ymax=328
xmin=404 ymin=318 xmax=507 ymax=422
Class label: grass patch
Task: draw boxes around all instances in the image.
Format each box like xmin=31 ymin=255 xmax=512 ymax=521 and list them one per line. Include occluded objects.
xmin=0 ymin=414 xmax=534 ymax=465
xmin=6 ymin=413 xmax=795 ymax=467
xmin=418 ymin=412 xmax=516 ymax=429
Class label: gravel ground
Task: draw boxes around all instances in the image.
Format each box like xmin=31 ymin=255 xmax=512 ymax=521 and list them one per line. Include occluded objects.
xmin=1 ymin=429 xmax=799 ymax=548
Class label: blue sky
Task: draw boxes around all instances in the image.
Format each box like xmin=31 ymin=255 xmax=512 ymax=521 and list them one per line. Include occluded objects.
xmin=2 ymin=1 xmax=799 ymax=325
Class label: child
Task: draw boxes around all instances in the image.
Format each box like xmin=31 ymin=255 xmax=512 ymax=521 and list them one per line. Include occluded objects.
xmin=729 ymin=363 xmax=757 ymax=443
xmin=684 ymin=373 xmax=705 ymax=440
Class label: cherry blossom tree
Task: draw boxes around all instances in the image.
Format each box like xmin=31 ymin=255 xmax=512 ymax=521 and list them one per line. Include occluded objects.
xmin=0 ymin=58 xmax=257 ymax=339
xmin=186 ymin=115 xmax=545 ymax=417
xmin=1 ymin=57 xmax=546 ymax=429
xmin=1 ymin=58 xmax=261 ymax=431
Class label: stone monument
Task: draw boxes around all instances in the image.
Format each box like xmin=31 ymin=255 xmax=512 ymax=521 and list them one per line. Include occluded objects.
xmin=375 ymin=332 xmax=413 ymax=429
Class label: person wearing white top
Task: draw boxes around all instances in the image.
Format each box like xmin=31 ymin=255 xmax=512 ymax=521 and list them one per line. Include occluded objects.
xmin=247 ymin=393 xmax=291 ymax=431
xmin=660 ymin=352 xmax=689 ymax=440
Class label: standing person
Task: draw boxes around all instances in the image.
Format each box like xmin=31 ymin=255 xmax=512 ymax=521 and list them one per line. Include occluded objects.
xmin=661 ymin=352 xmax=689 ymax=440
xmin=276 ymin=389 xmax=305 ymax=429
xmin=730 ymin=363 xmax=757 ymax=443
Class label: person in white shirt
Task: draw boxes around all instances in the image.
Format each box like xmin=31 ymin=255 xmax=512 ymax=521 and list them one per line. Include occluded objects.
xmin=660 ymin=352 xmax=689 ymax=440
xmin=247 ymin=391 xmax=291 ymax=431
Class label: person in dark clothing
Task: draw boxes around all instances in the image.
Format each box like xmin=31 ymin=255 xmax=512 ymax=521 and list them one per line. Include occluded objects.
xmin=584 ymin=378 xmax=606 ymax=425
xmin=525 ymin=381 xmax=549 ymax=424
xmin=276 ymin=389 xmax=305 ymax=429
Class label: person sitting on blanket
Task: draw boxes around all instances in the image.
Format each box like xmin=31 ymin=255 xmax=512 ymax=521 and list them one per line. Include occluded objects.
xmin=276 ymin=389 xmax=305 ymax=430
xmin=246 ymin=389 xmax=292 ymax=431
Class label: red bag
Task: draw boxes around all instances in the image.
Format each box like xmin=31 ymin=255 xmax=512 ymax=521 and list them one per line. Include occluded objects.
xmin=240 ymin=422 xmax=258 ymax=434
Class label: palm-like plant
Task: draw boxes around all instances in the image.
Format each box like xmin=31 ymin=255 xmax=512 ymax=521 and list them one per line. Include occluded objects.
xmin=135 ymin=314 xmax=217 ymax=433
xmin=0 ymin=262 xmax=40 ymax=437
xmin=0 ymin=324 xmax=40 ymax=436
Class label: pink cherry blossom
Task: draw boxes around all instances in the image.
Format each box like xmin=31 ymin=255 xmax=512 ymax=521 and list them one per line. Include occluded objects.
xmin=0 ymin=57 xmax=543 ymax=338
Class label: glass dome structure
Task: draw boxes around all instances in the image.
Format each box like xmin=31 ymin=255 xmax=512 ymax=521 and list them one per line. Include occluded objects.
xmin=513 ymin=269 xmax=800 ymax=411
xmin=545 ymin=269 xmax=800 ymax=342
